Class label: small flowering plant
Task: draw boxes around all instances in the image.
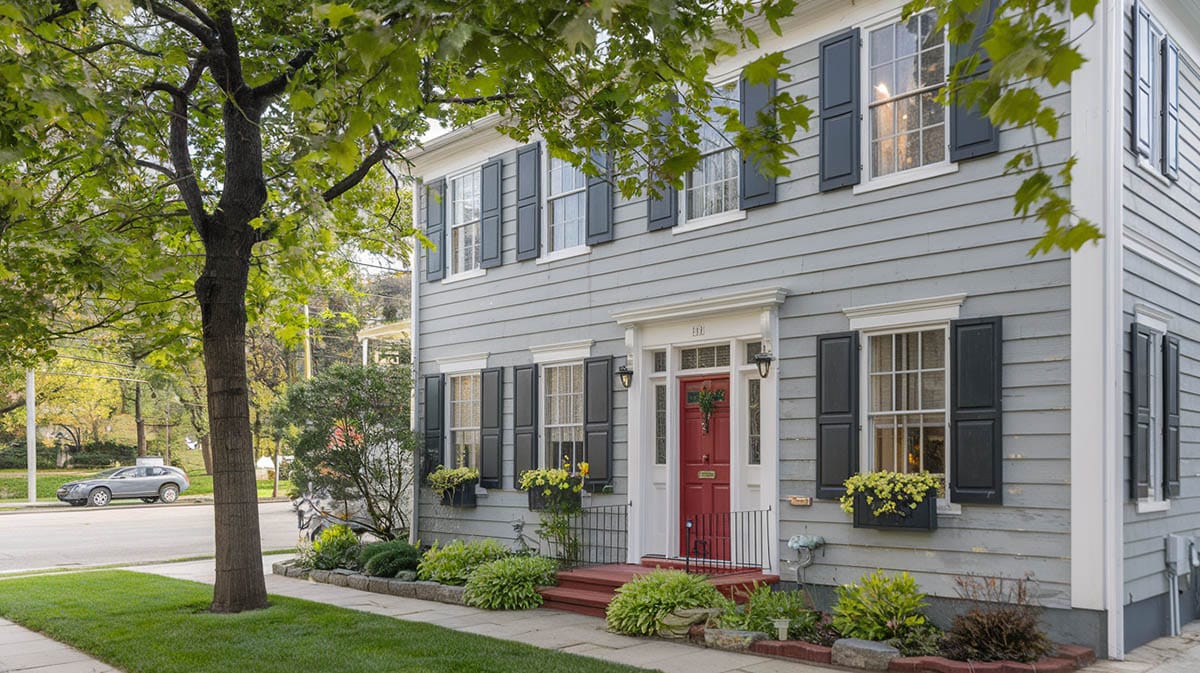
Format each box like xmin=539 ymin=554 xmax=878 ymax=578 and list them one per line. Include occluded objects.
xmin=426 ymin=465 xmax=480 ymax=496
xmin=840 ymin=471 xmax=943 ymax=518
xmin=519 ymin=458 xmax=588 ymax=496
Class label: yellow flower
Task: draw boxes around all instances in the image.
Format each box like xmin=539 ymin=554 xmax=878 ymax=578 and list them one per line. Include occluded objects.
xmin=579 ymin=462 xmax=590 ymax=477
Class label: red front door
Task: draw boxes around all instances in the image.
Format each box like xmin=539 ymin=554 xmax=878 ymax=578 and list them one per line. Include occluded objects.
xmin=679 ymin=376 xmax=731 ymax=560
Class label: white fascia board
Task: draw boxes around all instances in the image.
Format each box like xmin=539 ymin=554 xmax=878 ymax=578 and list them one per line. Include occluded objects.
xmin=436 ymin=353 xmax=489 ymax=374
xmin=843 ymin=293 xmax=966 ymax=331
xmin=529 ymin=340 xmax=594 ymax=364
xmin=613 ymin=288 xmax=787 ymax=327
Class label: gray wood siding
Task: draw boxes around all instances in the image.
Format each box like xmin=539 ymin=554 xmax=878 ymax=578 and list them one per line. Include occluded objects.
xmin=415 ymin=35 xmax=1074 ymax=606
xmin=1121 ymin=26 xmax=1200 ymax=606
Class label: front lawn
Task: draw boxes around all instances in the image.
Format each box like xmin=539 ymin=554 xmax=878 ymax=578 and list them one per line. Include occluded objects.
xmin=0 ymin=571 xmax=646 ymax=673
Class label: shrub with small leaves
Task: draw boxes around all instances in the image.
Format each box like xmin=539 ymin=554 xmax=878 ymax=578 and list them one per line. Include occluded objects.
xmin=358 ymin=540 xmax=423 ymax=578
xmin=718 ymin=584 xmax=821 ymax=640
xmin=416 ymin=539 xmax=511 ymax=585
xmin=464 ymin=555 xmax=559 ymax=610
xmin=832 ymin=570 xmax=934 ymax=652
xmin=301 ymin=524 xmax=360 ymax=570
xmin=605 ymin=569 xmax=724 ymax=637
xmin=941 ymin=575 xmax=1052 ymax=663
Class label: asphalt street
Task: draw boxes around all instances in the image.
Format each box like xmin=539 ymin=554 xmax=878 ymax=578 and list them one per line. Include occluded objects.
xmin=0 ymin=501 xmax=300 ymax=573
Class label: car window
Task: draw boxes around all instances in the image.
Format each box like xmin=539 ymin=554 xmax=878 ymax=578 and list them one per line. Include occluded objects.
xmin=135 ymin=467 xmax=150 ymax=477
xmin=114 ymin=468 xmax=137 ymax=478
xmin=92 ymin=468 xmax=120 ymax=479
xmin=147 ymin=467 xmax=166 ymax=476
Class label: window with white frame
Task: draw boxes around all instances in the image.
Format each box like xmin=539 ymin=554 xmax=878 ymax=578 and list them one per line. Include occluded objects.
xmin=654 ymin=383 xmax=668 ymax=465
xmin=448 ymin=373 xmax=481 ymax=468
xmin=686 ymin=80 xmax=741 ymax=221
xmin=1141 ymin=325 xmax=1166 ymax=503
xmin=747 ymin=378 xmax=762 ymax=465
xmin=867 ymin=11 xmax=947 ymax=179
xmin=448 ymin=171 xmax=481 ymax=275
xmin=543 ymin=363 xmax=585 ymax=469
xmin=866 ymin=328 xmax=948 ymax=490
xmin=547 ymin=155 xmax=587 ymax=253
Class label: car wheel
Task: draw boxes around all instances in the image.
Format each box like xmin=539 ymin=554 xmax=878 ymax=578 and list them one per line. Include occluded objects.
xmin=159 ymin=484 xmax=179 ymax=504
xmin=140 ymin=497 xmax=159 ymax=504
xmin=88 ymin=488 xmax=111 ymax=507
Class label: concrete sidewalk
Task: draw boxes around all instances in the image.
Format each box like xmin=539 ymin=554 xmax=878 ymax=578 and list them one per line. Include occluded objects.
xmin=0 ymin=618 xmax=117 ymax=673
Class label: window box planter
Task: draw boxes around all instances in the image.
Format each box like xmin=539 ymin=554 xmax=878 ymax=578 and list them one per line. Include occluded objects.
xmin=851 ymin=491 xmax=937 ymax=530
xmin=440 ymin=482 xmax=477 ymax=508
xmin=527 ymin=486 xmax=582 ymax=512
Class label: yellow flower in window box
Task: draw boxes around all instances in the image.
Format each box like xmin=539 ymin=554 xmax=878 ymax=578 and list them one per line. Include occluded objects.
xmin=840 ymin=471 xmax=942 ymax=531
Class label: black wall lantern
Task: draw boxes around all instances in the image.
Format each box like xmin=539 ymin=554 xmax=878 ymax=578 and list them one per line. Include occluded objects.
xmin=754 ymin=350 xmax=774 ymax=378
xmin=616 ymin=364 xmax=634 ymax=389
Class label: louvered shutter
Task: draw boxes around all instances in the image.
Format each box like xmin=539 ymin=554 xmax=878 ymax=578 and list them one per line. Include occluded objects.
xmin=424 ymin=180 xmax=446 ymax=281
xmin=513 ymin=364 xmax=538 ymax=487
xmin=818 ymin=29 xmax=861 ymax=192
xmin=816 ymin=332 xmax=858 ymax=498
xmin=648 ymin=100 xmax=679 ymax=230
xmin=1163 ymin=334 xmax=1181 ymax=498
xmin=515 ymin=143 xmax=541 ymax=260
xmin=480 ymin=158 xmax=503 ymax=268
xmin=586 ymin=150 xmax=614 ymax=245
xmin=1163 ymin=37 xmax=1180 ymax=180
xmin=583 ymin=356 xmax=613 ymax=490
xmin=422 ymin=374 xmax=445 ymax=478
xmin=1133 ymin=1 xmax=1154 ymax=159
xmin=950 ymin=317 xmax=1004 ymax=504
xmin=740 ymin=75 xmax=777 ymax=209
xmin=1130 ymin=323 xmax=1153 ymax=499
xmin=948 ymin=0 xmax=1000 ymax=161
xmin=480 ymin=367 xmax=503 ymax=489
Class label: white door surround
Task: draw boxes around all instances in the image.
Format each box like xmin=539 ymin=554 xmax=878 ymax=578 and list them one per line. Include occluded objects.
xmin=613 ymin=287 xmax=786 ymax=572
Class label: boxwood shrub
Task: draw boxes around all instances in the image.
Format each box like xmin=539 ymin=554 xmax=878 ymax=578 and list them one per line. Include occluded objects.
xmin=358 ymin=540 xmax=423 ymax=578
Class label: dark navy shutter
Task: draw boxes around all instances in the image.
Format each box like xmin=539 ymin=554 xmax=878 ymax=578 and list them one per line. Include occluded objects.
xmin=948 ymin=0 xmax=1000 ymax=162
xmin=586 ymin=150 xmax=614 ymax=244
xmin=950 ymin=317 xmax=1004 ymax=504
xmin=1163 ymin=37 xmax=1180 ymax=180
xmin=479 ymin=158 xmax=503 ymax=268
xmin=424 ymin=180 xmax=446 ymax=281
xmin=422 ymin=374 xmax=445 ymax=478
xmin=1133 ymin=1 xmax=1153 ymax=159
xmin=818 ymin=29 xmax=861 ymax=192
xmin=583 ymin=356 xmax=613 ymax=490
xmin=1163 ymin=333 xmax=1181 ymax=498
xmin=515 ymin=143 xmax=541 ymax=260
xmin=647 ymin=100 xmax=679 ymax=230
xmin=513 ymin=364 xmax=538 ymax=486
xmin=740 ymin=75 xmax=777 ymax=209
xmin=479 ymin=367 xmax=503 ymax=489
xmin=1130 ymin=323 xmax=1153 ymax=499
xmin=816 ymin=332 xmax=858 ymax=499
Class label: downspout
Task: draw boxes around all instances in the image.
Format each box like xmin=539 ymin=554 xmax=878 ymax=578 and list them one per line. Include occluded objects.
xmin=409 ymin=180 xmax=422 ymax=547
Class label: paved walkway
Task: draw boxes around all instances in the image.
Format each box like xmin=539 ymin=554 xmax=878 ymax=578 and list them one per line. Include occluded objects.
xmin=0 ymin=618 xmax=117 ymax=673
xmin=1085 ymin=622 xmax=1200 ymax=673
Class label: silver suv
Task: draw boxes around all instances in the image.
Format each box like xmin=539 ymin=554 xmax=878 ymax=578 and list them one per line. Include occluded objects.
xmin=56 ymin=466 xmax=191 ymax=507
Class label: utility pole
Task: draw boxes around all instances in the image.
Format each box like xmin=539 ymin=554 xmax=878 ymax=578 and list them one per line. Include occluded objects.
xmin=25 ymin=369 xmax=36 ymax=504
xmin=303 ymin=304 xmax=313 ymax=380
xmin=135 ymin=382 xmax=147 ymax=457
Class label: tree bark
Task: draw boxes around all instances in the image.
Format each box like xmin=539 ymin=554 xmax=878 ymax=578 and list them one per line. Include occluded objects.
xmin=200 ymin=434 xmax=213 ymax=475
xmin=135 ymin=382 xmax=146 ymax=457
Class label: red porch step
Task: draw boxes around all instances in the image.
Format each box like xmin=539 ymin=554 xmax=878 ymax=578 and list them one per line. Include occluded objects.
xmin=538 ymin=561 xmax=779 ymax=617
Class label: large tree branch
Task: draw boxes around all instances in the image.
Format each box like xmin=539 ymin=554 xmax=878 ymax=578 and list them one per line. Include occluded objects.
xmin=426 ymin=93 xmax=519 ymax=105
xmin=322 ymin=140 xmax=394 ymax=203
xmin=146 ymin=57 xmax=209 ymax=231
xmin=252 ymin=48 xmax=317 ymax=101
xmin=138 ymin=0 xmax=218 ymax=49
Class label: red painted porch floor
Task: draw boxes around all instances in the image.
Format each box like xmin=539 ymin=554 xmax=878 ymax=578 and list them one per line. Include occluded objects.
xmin=539 ymin=558 xmax=780 ymax=617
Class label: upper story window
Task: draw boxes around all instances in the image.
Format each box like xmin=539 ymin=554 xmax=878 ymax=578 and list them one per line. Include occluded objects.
xmin=547 ymin=155 xmax=587 ymax=253
xmin=867 ymin=12 xmax=947 ymax=179
xmin=448 ymin=373 xmax=481 ymax=468
xmin=686 ymin=80 xmax=741 ymax=221
xmin=448 ymin=171 xmax=481 ymax=276
xmin=1133 ymin=4 xmax=1180 ymax=181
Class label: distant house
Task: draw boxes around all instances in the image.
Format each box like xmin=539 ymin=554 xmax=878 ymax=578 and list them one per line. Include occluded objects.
xmin=404 ymin=0 xmax=1200 ymax=659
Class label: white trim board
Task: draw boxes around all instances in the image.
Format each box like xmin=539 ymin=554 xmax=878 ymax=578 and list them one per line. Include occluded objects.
xmin=529 ymin=340 xmax=593 ymax=364
xmin=437 ymin=353 xmax=489 ymax=374
xmin=613 ymin=287 xmax=788 ymax=327
xmin=843 ymin=293 xmax=965 ymax=330
xmin=1124 ymin=227 xmax=1200 ymax=286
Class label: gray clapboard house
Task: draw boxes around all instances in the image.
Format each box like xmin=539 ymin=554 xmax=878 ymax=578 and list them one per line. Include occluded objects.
xmin=405 ymin=0 xmax=1200 ymax=658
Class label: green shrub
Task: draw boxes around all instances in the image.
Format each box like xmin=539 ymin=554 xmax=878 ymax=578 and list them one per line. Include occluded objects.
xmin=69 ymin=441 xmax=139 ymax=469
xmin=940 ymin=575 xmax=1052 ymax=662
xmin=605 ymin=569 xmax=723 ymax=637
xmin=416 ymin=539 xmax=510 ymax=585
xmin=358 ymin=540 xmax=423 ymax=578
xmin=718 ymin=584 xmax=821 ymax=640
xmin=463 ymin=556 xmax=559 ymax=610
xmin=301 ymin=525 xmax=360 ymax=570
xmin=832 ymin=570 xmax=933 ymax=651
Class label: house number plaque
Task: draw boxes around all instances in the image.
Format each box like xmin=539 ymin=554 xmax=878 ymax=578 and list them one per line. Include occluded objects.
xmin=697 ymin=470 xmax=717 ymax=479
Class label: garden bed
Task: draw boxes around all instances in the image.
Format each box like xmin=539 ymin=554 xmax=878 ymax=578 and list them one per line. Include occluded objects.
xmin=272 ymin=558 xmax=467 ymax=606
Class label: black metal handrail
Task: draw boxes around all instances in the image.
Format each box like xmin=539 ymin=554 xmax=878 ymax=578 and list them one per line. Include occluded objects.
xmin=551 ymin=503 xmax=629 ymax=568
xmin=684 ymin=507 xmax=771 ymax=574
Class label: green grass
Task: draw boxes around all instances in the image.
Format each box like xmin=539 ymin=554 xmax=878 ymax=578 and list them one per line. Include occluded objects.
xmin=0 ymin=469 xmax=289 ymax=502
xmin=0 ymin=571 xmax=646 ymax=673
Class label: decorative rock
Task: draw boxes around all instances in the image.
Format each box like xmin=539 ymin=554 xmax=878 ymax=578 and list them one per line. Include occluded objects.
xmin=271 ymin=561 xmax=288 ymax=575
xmin=385 ymin=578 xmax=417 ymax=598
xmin=346 ymin=574 xmax=370 ymax=591
xmin=327 ymin=572 xmax=350 ymax=587
xmin=704 ymin=628 xmax=769 ymax=651
xmin=366 ymin=577 xmax=390 ymax=594
xmin=413 ymin=580 xmax=444 ymax=601
xmin=433 ymin=584 xmax=467 ymax=605
xmin=309 ymin=569 xmax=331 ymax=583
xmin=394 ymin=570 xmax=417 ymax=582
xmin=658 ymin=607 xmax=722 ymax=639
xmin=832 ymin=638 xmax=901 ymax=671
xmin=289 ymin=566 xmax=309 ymax=579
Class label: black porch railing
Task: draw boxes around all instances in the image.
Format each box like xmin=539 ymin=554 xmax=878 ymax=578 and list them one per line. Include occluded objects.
xmin=683 ymin=507 xmax=771 ymax=574
xmin=549 ymin=503 xmax=629 ymax=568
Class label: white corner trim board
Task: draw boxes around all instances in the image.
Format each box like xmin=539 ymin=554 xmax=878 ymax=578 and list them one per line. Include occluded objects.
xmin=529 ymin=340 xmax=594 ymax=364
xmin=843 ymin=293 xmax=966 ymax=330
xmin=612 ymin=287 xmax=788 ymax=327
xmin=437 ymin=353 xmax=489 ymax=374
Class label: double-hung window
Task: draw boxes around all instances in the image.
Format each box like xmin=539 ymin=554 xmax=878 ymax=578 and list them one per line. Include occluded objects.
xmin=448 ymin=373 xmax=481 ymax=468
xmin=448 ymin=171 xmax=481 ymax=276
xmin=543 ymin=363 xmax=584 ymax=469
xmin=867 ymin=11 xmax=947 ymax=179
xmin=866 ymin=328 xmax=948 ymax=493
xmin=547 ymin=156 xmax=587 ymax=253
xmin=685 ymin=80 xmax=741 ymax=222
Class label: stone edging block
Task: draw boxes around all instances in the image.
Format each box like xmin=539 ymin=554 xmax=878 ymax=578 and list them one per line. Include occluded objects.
xmin=272 ymin=557 xmax=466 ymax=607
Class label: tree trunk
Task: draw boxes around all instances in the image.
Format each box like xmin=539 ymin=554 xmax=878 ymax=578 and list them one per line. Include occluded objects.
xmin=200 ymin=434 xmax=213 ymax=475
xmin=199 ymin=225 xmax=267 ymax=613
xmin=272 ymin=436 xmax=281 ymax=498
xmin=135 ymin=382 xmax=146 ymax=457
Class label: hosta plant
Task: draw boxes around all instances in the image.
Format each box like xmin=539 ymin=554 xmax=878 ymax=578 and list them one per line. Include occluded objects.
xmin=606 ymin=569 xmax=723 ymax=637
xmin=417 ymin=539 xmax=511 ymax=586
xmin=464 ymin=556 xmax=559 ymax=610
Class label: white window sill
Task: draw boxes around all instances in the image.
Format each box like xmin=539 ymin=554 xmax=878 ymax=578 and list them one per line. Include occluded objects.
xmin=853 ymin=162 xmax=959 ymax=195
xmin=937 ymin=500 xmax=962 ymax=516
xmin=673 ymin=208 xmax=747 ymax=234
xmin=1136 ymin=156 xmax=1174 ymax=187
xmin=442 ymin=268 xmax=486 ymax=285
xmin=536 ymin=246 xmax=590 ymax=265
xmin=1137 ymin=499 xmax=1171 ymax=514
